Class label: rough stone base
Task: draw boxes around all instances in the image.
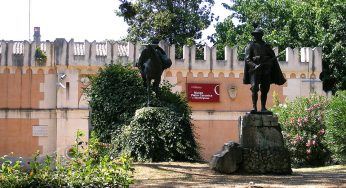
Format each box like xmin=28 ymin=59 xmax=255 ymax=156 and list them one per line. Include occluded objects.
xmin=209 ymin=142 xmax=242 ymax=174
xmin=241 ymin=147 xmax=292 ymax=174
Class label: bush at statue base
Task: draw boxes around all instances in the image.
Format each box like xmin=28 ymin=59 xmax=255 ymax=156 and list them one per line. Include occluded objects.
xmin=113 ymin=107 xmax=201 ymax=162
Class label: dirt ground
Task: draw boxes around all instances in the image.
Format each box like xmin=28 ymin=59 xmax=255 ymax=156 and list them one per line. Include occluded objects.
xmin=133 ymin=162 xmax=346 ymax=188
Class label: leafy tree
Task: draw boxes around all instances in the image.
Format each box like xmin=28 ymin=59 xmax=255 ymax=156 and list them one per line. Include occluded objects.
xmin=212 ymin=0 xmax=346 ymax=92
xmin=116 ymin=0 xmax=215 ymax=46
xmin=325 ymin=91 xmax=346 ymax=163
xmin=319 ymin=3 xmax=346 ymax=92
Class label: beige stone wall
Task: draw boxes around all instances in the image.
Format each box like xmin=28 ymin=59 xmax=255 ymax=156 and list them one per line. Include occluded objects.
xmin=0 ymin=39 xmax=326 ymax=161
xmin=56 ymin=109 xmax=89 ymax=156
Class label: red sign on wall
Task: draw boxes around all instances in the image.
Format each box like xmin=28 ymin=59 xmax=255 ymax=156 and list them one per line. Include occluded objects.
xmin=187 ymin=83 xmax=220 ymax=102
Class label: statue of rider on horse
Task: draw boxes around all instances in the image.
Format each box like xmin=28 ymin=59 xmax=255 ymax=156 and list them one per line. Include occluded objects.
xmin=135 ymin=40 xmax=172 ymax=106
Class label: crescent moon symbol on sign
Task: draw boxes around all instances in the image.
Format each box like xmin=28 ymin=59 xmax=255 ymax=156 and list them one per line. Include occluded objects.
xmin=214 ymin=85 xmax=220 ymax=96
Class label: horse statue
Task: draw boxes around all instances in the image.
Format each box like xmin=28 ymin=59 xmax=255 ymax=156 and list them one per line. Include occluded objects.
xmin=136 ymin=44 xmax=172 ymax=106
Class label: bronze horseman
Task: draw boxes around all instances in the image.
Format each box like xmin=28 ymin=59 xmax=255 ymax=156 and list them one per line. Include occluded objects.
xmin=243 ymin=27 xmax=286 ymax=113
xmin=136 ymin=40 xmax=172 ymax=105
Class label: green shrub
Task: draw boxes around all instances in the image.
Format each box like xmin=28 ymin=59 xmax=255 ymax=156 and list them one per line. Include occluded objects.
xmin=86 ymin=64 xmax=147 ymax=142
xmin=114 ymin=107 xmax=200 ymax=162
xmin=0 ymin=130 xmax=134 ymax=187
xmin=86 ymin=64 xmax=201 ymax=162
xmin=34 ymin=47 xmax=47 ymax=66
xmin=272 ymin=94 xmax=330 ymax=167
xmin=325 ymin=90 xmax=346 ymax=163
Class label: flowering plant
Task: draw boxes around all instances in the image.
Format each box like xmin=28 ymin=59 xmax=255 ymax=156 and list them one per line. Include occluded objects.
xmin=272 ymin=94 xmax=330 ymax=166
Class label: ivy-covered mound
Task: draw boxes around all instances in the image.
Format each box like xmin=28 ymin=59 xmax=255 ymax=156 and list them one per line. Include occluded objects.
xmin=86 ymin=64 xmax=201 ymax=162
xmin=114 ymin=107 xmax=199 ymax=162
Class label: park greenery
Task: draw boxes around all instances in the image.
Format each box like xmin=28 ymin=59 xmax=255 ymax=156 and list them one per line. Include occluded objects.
xmin=272 ymin=91 xmax=346 ymax=166
xmin=324 ymin=91 xmax=346 ymax=163
xmin=3 ymin=3 xmax=346 ymax=186
xmin=0 ymin=131 xmax=134 ymax=187
xmin=86 ymin=64 xmax=201 ymax=162
xmin=116 ymin=0 xmax=215 ymax=46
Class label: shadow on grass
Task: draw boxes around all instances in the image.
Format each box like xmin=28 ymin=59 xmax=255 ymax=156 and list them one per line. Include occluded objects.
xmin=134 ymin=163 xmax=346 ymax=187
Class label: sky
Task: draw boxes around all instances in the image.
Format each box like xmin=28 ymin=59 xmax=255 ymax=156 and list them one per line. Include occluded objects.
xmin=0 ymin=0 xmax=231 ymax=43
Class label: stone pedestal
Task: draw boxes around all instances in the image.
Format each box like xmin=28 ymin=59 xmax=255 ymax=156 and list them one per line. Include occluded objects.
xmin=210 ymin=113 xmax=291 ymax=174
xmin=240 ymin=113 xmax=292 ymax=174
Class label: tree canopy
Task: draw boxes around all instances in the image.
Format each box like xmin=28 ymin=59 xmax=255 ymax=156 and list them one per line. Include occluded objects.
xmin=116 ymin=0 xmax=215 ymax=46
xmin=212 ymin=0 xmax=346 ymax=92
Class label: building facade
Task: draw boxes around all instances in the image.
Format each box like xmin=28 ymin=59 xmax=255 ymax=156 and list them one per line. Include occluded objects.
xmin=0 ymin=39 xmax=325 ymax=160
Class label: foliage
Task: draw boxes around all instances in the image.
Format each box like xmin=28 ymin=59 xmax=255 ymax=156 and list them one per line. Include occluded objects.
xmin=34 ymin=47 xmax=47 ymax=66
xmin=319 ymin=4 xmax=346 ymax=92
xmin=212 ymin=0 xmax=346 ymax=92
xmin=86 ymin=64 xmax=201 ymax=162
xmin=271 ymin=94 xmax=330 ymax=167
xmin=324 ymin=90 xmax=346 ymax=163
xmin=112 ymin=81 xmax=201 ymax=162
xmin=116 ymin=0 xmax=215 ymax=46
xmin=0 ymin=130 xmax=134 ymax=187
xmin=114 ymin=107 xmax=200 ymax=162
xmin=85 ymin=64 xmax=147 ymax=142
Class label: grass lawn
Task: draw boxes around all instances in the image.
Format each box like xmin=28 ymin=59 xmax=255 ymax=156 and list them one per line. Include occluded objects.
xmin=133 ymin=162 xmax=346 ymax=187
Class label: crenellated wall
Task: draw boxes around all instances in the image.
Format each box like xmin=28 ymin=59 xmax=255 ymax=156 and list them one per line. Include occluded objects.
xmin=0 ymin=40 xmax=321 ymax=74
xmin=0 ymin=39 xmax=326 ymax=160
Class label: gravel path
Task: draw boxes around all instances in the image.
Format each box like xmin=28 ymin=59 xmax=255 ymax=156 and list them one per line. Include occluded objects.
xmin=133 ymin=162 xmax=346 ymax=187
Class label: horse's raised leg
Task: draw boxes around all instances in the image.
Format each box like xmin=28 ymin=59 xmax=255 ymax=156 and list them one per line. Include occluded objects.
xmin=142 ymin=76 xmax=147 ymax=87
xmin=146 ymin=78 xmax=151 ymax=107
xmin=153 ymin=77 xmax=161 ymax=97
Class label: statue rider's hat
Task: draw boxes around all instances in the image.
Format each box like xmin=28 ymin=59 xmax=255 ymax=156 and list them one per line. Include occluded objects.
xmin=251 ymin=27 xmax=264 ymax=36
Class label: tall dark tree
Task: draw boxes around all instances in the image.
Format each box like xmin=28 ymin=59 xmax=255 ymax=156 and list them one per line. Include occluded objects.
xmin=117 ymin=0 xmax=215 ymax=46
xmin=212 ymin=0 xmax=346 ymax=92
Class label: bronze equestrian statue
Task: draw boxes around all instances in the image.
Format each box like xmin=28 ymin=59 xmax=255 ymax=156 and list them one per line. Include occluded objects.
xmin=136 ymin=42 xmax=172 ymax=106
xmin=243 ymin=27 xmax=286 ymax=113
